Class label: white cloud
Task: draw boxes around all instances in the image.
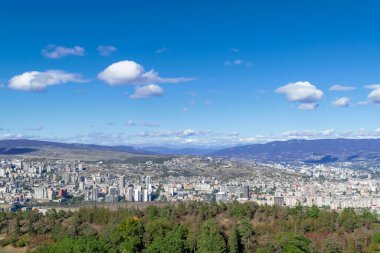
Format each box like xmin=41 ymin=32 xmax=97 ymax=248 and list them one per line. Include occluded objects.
xmin=97 ymin=45 xmax=117 ymax=56
xmin=365 ymin=84 xmax=380 ymax=90
xmin=282 ymin=129 xmax=335 ymax=138
xmin=24 ymin=126 xmax=43 ymax=131
xmin=141 ymin=122 xmax=160 ymax=127
xmin=276 ymin=81 xmax=324 ymax=103
xmin=140 ymin=129 xmax=210 ymax=138
xmin=126 ymin=120 xmax=137 ymax=126
xmin=98 ymin=60 xmax=194 ymax=85
xmin=368 ymin=88 xmax=380 ymax=104
xmin=362 ymin=84 xmax=380 ymax=104
xmin=224 ymin=59 xmax=252 ymax=66
xmin=329 ymin=85 xmax=356 ymax=91
xmin=332 ymin=97 xmax=350 ymax=107
xmin=357 ymin=101 xmax=369 ymax=106
xmin=156 ymin=47 xmax=168 ymax=54
xmin=130 ymin=84 xmax=164 ymax=99
xmin=369 ymin=90 xmax=380 ymax=104
xmin=298 ymin=103 xmax=318 ymax=110
xmin=8 ymin=70 xmax=87 ymax=91
xmin=41 ymin=45 xmax=85 ymax=59
xmin=0 ymin=133 xmax=26 ymax=140
xmin=231 ymin=48 xmax=239 ymax=53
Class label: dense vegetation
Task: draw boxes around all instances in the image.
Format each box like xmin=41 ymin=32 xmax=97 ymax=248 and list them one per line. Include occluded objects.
xmin=1 ymin=202 xmax=380 ymax=252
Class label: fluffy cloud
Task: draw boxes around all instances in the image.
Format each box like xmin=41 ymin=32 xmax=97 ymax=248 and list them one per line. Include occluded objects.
xmin=97 ymin=45 xmax=117 ymax=56
xmin=224 ymin=59 xmax=253 ymax=66
xmin=332 ymin=97 xmax=350 ymax=107
xmin=141 ymin=122 xmax=160 ymax=127
xmin=156 ymin=47 xmax=168 ymax=54
xmin=98 ymin=60 xmax=193 ymax=85
xmin=368 ymin=87 xmax=380 ymax=104
xmin=126 ymin=120 xmax=137 ymax=127
xmin=23 ymin=126 xmax=43 ymax=131
xmin=282 ymin=129 xmax=335 ymax=138
xmin=130 ymin=84 xmax=164 ymax=99
xmin=298 ymin=103 xmax=318 ymax=110
xmin=365 ymin=84 xmax=380 ymax=90
xmin=276 ymin=81 xmax=323 ymax=110
xmin=8 ymin=70 xmax=87 ymax=91
xmin=276 ymin=81 xmax=323 ymax=103
xmin=41 ymin=45 xmax=85 ymax=59
xmin=329 ymin=85 xmax=356 ymax=91
xmin=140 ymin=129 xmax=210 ymax=138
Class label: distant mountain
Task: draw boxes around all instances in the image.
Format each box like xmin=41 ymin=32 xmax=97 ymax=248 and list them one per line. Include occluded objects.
xmin=143 ymin=146 xmax=217 ymax=156
xmin=0 ymin=139 xmax=154 ymax=160
xmin=211 ymin=139 xmax=380 ymax=163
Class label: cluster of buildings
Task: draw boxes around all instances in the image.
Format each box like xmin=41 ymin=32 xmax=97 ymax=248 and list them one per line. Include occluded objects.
xmin=1 ymin=157 xmax=380 ymax=212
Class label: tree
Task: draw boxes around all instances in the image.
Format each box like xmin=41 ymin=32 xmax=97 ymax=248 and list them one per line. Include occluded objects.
xmin=276 ymin=233 xmax=311 ymax=253
xmin=228 ymin=225 xmax=240 ymax=253
xmin=146 ymin=225 xmax=189 ymax=253
xmin=118 ymin=216 xmax=145 ymax=253
xmin=238 ymin=218 xmax=255 ymax=252
xmin=338 ymin=208 xmax=359 ymax=232
xmin=198 ymin=220 xmax=226 ymax=253
xmin=307 ymin=205 xmax=320 ymax=219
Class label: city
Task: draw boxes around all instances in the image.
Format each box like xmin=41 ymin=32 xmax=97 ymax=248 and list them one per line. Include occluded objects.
xmin=2 ymin=156 xmax=380 ymax=214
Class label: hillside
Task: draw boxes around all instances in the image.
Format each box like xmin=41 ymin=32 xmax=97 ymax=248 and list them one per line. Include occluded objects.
xmin=0 ymin=139 xmax=154 ymax=161
xmin=212 ymin=138 xmax=380 ymax=163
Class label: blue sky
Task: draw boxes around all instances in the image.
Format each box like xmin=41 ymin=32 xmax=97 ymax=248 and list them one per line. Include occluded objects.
xmin=1 ymin=0 xmax=380 ymax=147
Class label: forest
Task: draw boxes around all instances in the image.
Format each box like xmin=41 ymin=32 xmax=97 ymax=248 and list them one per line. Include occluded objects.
xmin=0 ymin=202 xmax=380 ymax=252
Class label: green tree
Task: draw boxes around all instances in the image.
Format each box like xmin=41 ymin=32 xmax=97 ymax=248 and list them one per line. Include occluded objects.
xmin=307 ymin=205 xmax=320 ymax=219
xmin=146 ymin=225 xmax=189 ymax=253
xmin=228 ymin=225 xmax=240 ymax=253
xmin=276 ymin=233 xmax=311 ymax=253
xmin=198 ymin=220 xmax=226 ymax=253
xmin=238 ymin=218 xmax=255 ymax=252
xmin=118 ymin=217 xmax=145 ymax=253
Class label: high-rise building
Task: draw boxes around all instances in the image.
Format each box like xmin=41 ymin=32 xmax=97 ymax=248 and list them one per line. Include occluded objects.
xmin=126 ymin=186 xmax=134 ymax=202
xmin=134 ymin=189 xmax=141 ymax=202
xmin=146 ymin=176 xmax=151 ymax=190
xmin=34 ymin=187 xmax=48 ymax=200
xmin=143 ymin=189 xmax=148 ymax=202
xmin=92 ymin=187 xmax=99 ymax=202
xmin=119 ymin=176 xmax=126 ymax=192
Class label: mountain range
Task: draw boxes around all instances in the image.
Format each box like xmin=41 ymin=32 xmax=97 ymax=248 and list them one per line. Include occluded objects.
xmin=1 ymin=138 xmax=380 ymax=163
xmin=212 ymin=138 xmax=380 ymax=163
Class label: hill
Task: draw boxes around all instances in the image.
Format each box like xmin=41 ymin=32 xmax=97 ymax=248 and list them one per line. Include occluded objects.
xmin=0 ymin=139 xmax=154 ymax=161
xmin=211 ymin=138 xmax=380 ymax=163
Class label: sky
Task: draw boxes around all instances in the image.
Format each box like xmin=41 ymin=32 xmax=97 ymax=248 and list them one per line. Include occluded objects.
xmin=1 ymin=0 xmax=380 ymax=147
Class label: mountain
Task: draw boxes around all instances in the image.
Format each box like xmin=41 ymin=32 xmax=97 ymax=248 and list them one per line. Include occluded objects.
xmin=142 ymin=146 xmax=217 ymax=156
xmin=0 ymin=139 xmax=154 ymax=160
xmin=211 ymin=138 xmax=380 ymax=163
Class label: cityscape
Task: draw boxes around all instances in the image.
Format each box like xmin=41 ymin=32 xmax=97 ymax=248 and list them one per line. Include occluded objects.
xmin=2 ymin=0 xmax=380 ymax=252
xmin=2 ymin=155 xmax=380 ymax=213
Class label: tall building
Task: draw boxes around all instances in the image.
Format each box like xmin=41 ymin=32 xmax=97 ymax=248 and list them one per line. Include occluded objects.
xmin=126 ymin=186 xmax=134 ymax=202
xmin=146 ymin=176 xmax=151 ymax=190
xmin=143 ymin=189 xmax=148 ymax=202
xmin=119 ymin=176 xmax=126 ymax=192
xmin=134 ymin=189 xmax=141 ymax=202
xmin=34 ymin=187 xmax=48 ymax=200
xmin=92 ymin=187 xmax=99 ymax=202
